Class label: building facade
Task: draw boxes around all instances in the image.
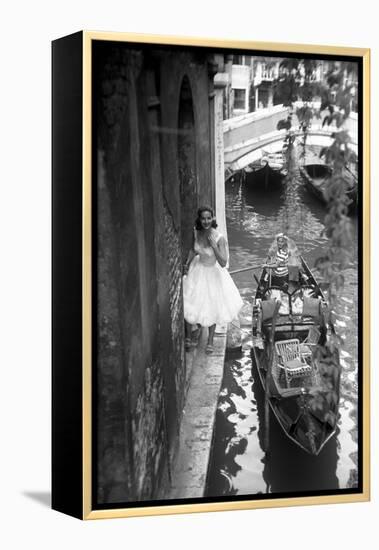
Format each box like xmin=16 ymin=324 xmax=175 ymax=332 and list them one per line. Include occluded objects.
xmin=227 ymin=56 xmax=283 ymax=117
xmin=225 ymin=56 xmax=358 ymax=119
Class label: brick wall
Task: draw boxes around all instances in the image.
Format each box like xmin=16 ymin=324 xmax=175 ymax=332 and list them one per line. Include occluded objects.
xmin=164 ymin=201 xmax=186 ymax=404
xmin=132 ymin=362 xmax=167 ymax=499
xmin=94 ymin=42 xmax=215 ymax=504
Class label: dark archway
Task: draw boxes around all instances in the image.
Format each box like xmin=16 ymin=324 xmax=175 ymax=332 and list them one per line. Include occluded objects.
xmin=178 ymin=76 xmax=197 ymax=262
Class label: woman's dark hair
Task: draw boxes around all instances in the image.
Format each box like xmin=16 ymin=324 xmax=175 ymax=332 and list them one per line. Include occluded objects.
xmin=195 ymin=206 xmax=218 ymax=230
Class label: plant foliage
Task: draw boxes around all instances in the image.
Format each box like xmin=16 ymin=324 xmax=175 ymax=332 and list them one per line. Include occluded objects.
xmin=275 ymin=59 xmax=358 ymax=422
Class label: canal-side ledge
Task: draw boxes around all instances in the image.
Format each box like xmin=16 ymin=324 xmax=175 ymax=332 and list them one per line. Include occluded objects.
xmin=169 ymin=325 xmax=227 ymax=499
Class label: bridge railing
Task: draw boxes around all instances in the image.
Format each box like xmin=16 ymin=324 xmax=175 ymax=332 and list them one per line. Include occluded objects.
xmin=223 ymin=103 xmax=358 ymax=168
xmin=223 ymin=105 xmax=290 ymax=150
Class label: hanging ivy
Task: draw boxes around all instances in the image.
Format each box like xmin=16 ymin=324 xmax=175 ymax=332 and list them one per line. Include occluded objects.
xmin=275 ymin=59 xmax=358 ymax=422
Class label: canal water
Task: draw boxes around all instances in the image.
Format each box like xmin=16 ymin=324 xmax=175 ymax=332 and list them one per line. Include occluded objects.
xmin=206 ymin=159 xmax=359 ymax=496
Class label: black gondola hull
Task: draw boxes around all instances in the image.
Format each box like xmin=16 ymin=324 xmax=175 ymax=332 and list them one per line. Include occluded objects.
xmin=300 ymin=164 xmax=357 ymax=214
xmin=244 ymin=163 xmax=286 ymax=191
xmin=251 ymin=254 xmax=341 ymax=455
xmin=252 ymin=346 xmax=337 ymax=455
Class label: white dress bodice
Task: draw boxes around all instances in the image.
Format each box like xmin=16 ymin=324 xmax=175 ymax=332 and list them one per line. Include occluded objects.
xmin=194 ymin=229 xmax=221 ymax=267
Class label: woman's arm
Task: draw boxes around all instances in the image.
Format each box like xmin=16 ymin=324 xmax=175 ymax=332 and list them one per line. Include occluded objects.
xmin=183 ymin=249 xmax=196 ymax=275
xmin=183 ymin=230 xmax=197 ymax=275
xmin=208 ymin=234 xmax=228 ymax=268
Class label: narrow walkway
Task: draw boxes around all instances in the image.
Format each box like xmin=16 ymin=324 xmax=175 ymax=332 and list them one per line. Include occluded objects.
xmin=169 ymin=325 xmax=227 ymax=499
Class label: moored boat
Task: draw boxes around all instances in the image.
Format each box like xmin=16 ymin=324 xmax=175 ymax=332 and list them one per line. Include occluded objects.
xmin=251 ymin=239 xmax=341 ymax=455
xmin=244 ymin=151 xmax=287 ymax=190
xmin=300 ymin=163 xmax=357 ymax=213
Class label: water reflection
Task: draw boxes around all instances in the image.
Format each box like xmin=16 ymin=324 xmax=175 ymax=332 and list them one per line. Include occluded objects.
xmin=207 ymin=155 xmax=359 ymax=497
xmin=244 ymin=186 xmax=285 ymax=216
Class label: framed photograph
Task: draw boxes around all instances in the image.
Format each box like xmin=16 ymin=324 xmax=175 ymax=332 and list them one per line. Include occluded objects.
xmin=52 ymin=31 xmax=370 ymax=520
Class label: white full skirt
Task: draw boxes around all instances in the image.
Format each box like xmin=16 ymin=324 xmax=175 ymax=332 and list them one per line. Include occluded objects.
xmin=183 ymin=257 xmax=243 ymax=327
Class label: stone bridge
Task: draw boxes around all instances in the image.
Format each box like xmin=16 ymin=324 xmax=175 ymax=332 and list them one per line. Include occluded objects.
xmin=223 ymin=103 xmax=358 ymax=172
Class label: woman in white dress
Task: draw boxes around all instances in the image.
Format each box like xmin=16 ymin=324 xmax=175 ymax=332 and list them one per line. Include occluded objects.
xmin=182 ymin=206 xmax=243 ymax=354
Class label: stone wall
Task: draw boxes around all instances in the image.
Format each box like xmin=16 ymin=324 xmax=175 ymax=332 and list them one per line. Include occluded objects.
xmin=163 ymin=200 xmax=185 ymax=403
xmin=94 ymin=42 xmax=215 ymax=504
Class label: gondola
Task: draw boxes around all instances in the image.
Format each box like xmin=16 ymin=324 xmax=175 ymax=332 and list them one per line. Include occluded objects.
xmin=244 ymin=152 xmax=287 ymax=190
xmin=251 ymin=246 xmax=341 ymax=455
xmin=300 ymin=163 xmax=357 ymax=214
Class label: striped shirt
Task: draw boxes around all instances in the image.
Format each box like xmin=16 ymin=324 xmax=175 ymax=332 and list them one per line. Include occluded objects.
xmin=274 ymin=248 xmax=289 ymax=277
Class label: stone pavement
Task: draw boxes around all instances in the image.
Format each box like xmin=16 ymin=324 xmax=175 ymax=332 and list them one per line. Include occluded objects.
xmin=169 ymin=325 xmax=227 ymax=499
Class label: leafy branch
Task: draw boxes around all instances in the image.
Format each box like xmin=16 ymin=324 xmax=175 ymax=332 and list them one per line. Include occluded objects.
xmin=274 ymin=59 xmax=358 ymax=423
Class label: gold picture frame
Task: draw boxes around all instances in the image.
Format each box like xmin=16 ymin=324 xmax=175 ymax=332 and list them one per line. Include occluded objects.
xmin=52 ymin=31 xmax=370 ymax=520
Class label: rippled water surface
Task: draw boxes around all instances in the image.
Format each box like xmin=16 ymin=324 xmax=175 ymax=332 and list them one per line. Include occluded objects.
xmin=207 ymin=161 xmax=359 ymax=497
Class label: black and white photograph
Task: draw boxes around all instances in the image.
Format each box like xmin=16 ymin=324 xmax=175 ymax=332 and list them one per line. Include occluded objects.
xmin=92 ymin=38 xmax=365 ymax=510
xmin=3 ymin=0 xmax=379 ymax=545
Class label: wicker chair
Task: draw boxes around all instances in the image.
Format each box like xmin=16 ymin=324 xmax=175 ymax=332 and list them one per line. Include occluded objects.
xmin=275 ymin=339 xmax=312 ymax=388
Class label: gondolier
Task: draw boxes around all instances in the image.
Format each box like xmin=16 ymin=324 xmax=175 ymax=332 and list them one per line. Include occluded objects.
xmin=266 ymin=233 xmax=290 ymax=287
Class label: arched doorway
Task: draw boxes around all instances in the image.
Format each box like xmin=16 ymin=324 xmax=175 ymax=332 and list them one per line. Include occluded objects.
xmin=178 ymin=76 xmax=197 ymax=262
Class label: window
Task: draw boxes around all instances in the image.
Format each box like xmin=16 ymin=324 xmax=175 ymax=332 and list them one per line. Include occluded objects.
xmin=233 ymin=55 xmax=251 ymax=66
xmin=233 ymin=89 xmax=246 ymax=110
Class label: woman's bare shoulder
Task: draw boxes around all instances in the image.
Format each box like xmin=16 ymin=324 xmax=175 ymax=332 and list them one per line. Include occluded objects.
xmin=214 ymin=231 xmax=225 ymax=244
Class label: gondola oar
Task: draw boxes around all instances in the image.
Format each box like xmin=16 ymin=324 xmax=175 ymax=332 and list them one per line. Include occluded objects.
xmin=229 ymin=263 xmax=276 ymax=275
xmin=229 ymin=264 xmax=262 ymax=275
